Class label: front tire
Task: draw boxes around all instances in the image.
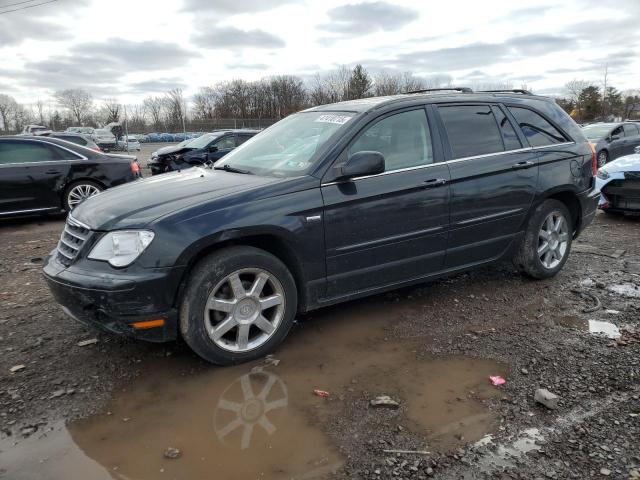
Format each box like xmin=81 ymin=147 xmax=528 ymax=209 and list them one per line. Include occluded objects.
xmin=514 ymin=200 xmax=573 ymax=279
xmin=179 ymin=246 xmax=298 ymax=365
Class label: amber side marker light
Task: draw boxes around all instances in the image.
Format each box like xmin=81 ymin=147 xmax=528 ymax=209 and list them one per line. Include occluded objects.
xmin=131 ymin=319 xmax=165 ymax=329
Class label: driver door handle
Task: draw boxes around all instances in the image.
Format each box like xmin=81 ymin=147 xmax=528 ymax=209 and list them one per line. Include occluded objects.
xmin=45 ymin=169 xmax=61 ymax=174
xmin=421 ymin=178 xmax=448 ymax=188
xmin=511 ymin=161 xmax=535 ymax=170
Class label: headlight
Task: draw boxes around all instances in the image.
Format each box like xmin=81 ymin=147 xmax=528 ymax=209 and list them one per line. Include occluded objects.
xmin=596 ymin=169 xmax=610 ymax=180
xmin=88 ymin=230 xmax=155 ymax=267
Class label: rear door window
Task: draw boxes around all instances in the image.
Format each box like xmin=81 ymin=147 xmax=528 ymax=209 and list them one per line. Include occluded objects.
xmin=623 ymin=124 xmax=639 ymax=136
xmin=215 ymin=136 xmax=235 ymax=149
xmin=0 ymin=141 xmax=64 ymax=164
xmin=508 ymin=107 xmax=567 ymax=147
xmin=348 ymin=108 xmax=433 ymax=170
xmin=236 ymin=134 xmax=254 ymax=146
xmin=438 ymin=105 xmax=504 ymax=158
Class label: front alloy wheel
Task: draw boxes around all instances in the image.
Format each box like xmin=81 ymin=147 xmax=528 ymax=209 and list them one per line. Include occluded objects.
xmin=205 ymin=268 xmax=285 ymax=352
xmin=180 ymin=246 xmax=297 ymax=365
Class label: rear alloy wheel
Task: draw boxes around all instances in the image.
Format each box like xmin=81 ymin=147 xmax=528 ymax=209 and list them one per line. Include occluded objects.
xmin=180 ymin=246 xmax=297 ymax=365
xmin=514 ymin=199 xmax=573 ymax=279
xmin=597 ymin=150 xmax=608 ymax=168
xmin=64 ymin=181 xmax=103 ymax=211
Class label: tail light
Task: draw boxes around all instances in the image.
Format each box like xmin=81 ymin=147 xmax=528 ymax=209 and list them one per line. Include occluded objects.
xmin=131 ymin=161 xmax=140 ymax=175
xmin=588 ymin=142 xmax=597 ymax=175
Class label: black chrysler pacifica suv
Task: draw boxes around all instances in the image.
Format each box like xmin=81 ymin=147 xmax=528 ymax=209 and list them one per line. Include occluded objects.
xmin=43 ymin=89 xmax=599 ymax=365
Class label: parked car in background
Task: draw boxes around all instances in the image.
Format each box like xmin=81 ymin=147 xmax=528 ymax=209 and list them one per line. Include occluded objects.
xmin=0 ymin=136 xmax=141 ymax=217
xmin=148 ymin=129 xmax=259 ymax=175
xmin=146 ymin=133 xmax=162 ymax=142
xmin=92 ymin=128 xmax=117 ymax=151
xmin=581 ymin=122 xmax=640 ymax=167
xmin=48 ymin=132 xmax=102 ymax=151
xmin=596 ymin=145 xmax=640 ymax=214
xmin=42 ymin=90 xmax=598 ymax=365
xmin=20 ymin=124 xmax=51 ymax=136
xmin=117 ymin=135 xmax=141 ymax=151
xmin=66 ymin=127 xmax=95 ymax=135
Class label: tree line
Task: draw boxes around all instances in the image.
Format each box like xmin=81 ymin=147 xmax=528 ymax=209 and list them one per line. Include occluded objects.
xmin=0 ymin=64 xmax=638 ymax=133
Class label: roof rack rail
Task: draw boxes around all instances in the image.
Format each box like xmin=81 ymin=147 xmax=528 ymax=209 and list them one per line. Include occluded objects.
xmin=405 ymin=87 xmax=473 ymax=94
xmin=477 ymin=89 xmax=533 ymax=95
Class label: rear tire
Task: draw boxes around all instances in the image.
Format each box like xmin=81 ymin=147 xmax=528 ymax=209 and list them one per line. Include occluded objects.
xmin=514 ymin=200 xmax=573 ymax=279
xmin=63 ymin=180 xmax=103 ymax=211
xmin=179 ymin=246 xmax=297 ymax=365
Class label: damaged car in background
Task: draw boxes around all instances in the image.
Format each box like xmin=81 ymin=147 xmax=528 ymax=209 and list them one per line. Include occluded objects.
xmin=596 ymin=145 xmax=640 ymax=215
xmin=148 ymin=129 xmax=258 ymax=175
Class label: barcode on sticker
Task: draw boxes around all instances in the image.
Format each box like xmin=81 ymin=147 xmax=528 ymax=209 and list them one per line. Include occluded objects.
xmin=314 ymin=114 xmax=351 ymax=125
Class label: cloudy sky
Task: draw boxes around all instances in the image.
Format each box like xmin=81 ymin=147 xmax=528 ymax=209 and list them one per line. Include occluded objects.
xmin=0 ymin=0 xmax=639 ymax=105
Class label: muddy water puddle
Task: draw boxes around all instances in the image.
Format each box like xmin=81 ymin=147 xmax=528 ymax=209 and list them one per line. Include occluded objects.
xmin=1 ymin=297 xmax=506 ymax=480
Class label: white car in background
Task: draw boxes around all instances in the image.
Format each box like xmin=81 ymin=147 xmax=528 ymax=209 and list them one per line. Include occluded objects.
xmin=117 ymin=135 xmax=141 ymax=151
xmin=20 ymin=124 xmax=51 ymax=136
xmin=596 ymin=145 xmax=640 ymax=215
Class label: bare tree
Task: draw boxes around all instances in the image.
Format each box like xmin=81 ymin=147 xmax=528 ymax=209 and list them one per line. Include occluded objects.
xmin=126 ymin=104 xmax=147 ymax=132
xmin=0 ymin=94 xmax=17 ymax=132
xmin=193 ymin=86 xmax=217 ymax=120
xmin=564 ymin=79 xmax=593 ymax=121
xmin=35 ymin=99 xmax=46 ymax=125
xmin=101 ymin=98 xmax=121 ymax=124
xmin=163 ymin=88 xmax=186 ymax=131
xmin=54 ymin=88 xmax=93 ymax=125
xmin=143 ymin=96 xmax=164 ymax=130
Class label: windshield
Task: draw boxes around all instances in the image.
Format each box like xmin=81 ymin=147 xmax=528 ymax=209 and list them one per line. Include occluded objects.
xmin=216 ymin=112 xmax=356 ymax=177
xmin=581 ymin=124 xmax=614 ymax=140
xmin=186 ymin=133 xmax=221 ymax=149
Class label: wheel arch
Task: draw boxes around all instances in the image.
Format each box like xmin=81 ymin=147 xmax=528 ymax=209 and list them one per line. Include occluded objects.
xmin=61 ymin=177 xmax=107 ymax=209
xmin=532 ymin=188 xmax=582 ymax=235
xmin=173 ymin=228 xmax=308 ymax=314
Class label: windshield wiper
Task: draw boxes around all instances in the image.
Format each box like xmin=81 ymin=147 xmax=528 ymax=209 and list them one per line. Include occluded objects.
xmin=213 ymin=164 xmax=253 ymax=175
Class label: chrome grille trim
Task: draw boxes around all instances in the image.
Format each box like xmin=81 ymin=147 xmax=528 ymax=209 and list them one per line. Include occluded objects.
xmin=56 ymin=216 xmax=92 ymax=266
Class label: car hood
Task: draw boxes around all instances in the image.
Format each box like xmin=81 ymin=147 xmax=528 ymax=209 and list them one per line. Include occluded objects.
xmin=153 ymin=145 xmax=195 ymax=157
xmin=71 ymin=167 xmax=305 ymax=230
xmin=600 ymin=153 xmax=640 ymax=173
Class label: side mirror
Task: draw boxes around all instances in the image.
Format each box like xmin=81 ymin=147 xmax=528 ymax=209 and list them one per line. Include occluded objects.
xmin=338 ymin=151 xmax=385 ymax=179
xmin=208 ymin=145 xmax=218 ymax=152
xmin=610 ymin=135 xmax=620 ymax=142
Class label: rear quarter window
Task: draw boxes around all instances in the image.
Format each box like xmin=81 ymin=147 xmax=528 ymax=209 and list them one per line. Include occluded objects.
xmin=508 ymin=107 xmax=567 ymax=147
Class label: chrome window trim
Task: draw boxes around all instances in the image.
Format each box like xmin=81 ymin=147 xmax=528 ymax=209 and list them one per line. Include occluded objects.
xmin=0 ymin=137 xmax=88 ymax=166
xmin=320 ymin=141 xmax=577 ymax=186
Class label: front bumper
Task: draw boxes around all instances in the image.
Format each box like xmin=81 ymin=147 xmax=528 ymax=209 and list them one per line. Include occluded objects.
xmin=43 ymin=253 xmax=181 ymax=342
xmin=575 ymin=186 xmax=600 ymax=235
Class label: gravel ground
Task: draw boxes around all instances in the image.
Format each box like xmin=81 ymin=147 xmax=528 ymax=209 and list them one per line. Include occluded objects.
xmin=0 ymin=170 xmax=639 ymax=479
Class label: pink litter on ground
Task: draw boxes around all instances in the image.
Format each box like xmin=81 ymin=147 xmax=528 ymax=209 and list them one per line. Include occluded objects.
xmin=313 ymin=389 xmax=330 ymax=397
xmin=489 ymin=375 xmax=506 ymax=386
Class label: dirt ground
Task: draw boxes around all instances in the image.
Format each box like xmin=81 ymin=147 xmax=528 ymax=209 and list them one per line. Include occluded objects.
xmin=0 ymin=152 xmax=639 ymax=479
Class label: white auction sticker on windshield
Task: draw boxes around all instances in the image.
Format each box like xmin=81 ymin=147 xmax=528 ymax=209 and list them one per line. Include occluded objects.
xmin=314 ymin=114 xmax=351 ymax=125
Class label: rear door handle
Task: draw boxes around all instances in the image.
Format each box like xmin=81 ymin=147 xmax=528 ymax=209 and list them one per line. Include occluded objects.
xmin=511 ymin=161 xmax=535 ymax=170
xmin=45 ymin=169 xmax=61 ymax=174
xmin=421 ymin=178 xmax=448 ymax=188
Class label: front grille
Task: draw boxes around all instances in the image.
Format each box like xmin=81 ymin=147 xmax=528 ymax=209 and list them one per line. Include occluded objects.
xmin=56 ymin=217 xmax=91 ymax=266
xmin=624 ymin=171 xmax=640 ymax=180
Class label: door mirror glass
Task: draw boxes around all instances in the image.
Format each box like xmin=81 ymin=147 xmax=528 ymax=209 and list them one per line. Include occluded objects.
xmin=339 ymin=151 xmax=385 ymax=178
xmin=208 ymin=145 xmax=218 ymax=152
xmin=610 ymin=135 xmax=620 ymax=142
